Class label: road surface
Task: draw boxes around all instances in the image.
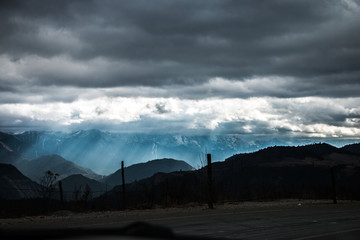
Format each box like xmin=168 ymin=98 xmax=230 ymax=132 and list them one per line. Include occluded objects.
xmin=1 ymin=200 xmax=360 ymax=239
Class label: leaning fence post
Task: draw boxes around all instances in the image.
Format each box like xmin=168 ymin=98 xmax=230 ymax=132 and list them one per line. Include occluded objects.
xmin=121 ymin=161 xmax=126 ymax=209
xmin=207 ymin=154 xmax=214 ymax=209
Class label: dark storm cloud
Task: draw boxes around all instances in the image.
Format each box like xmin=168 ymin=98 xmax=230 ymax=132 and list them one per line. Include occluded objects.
xmin=0 ymin=0 xmax=359 ymax=98
xmin=94 ymin=107 xmax=107 ymax=116
xmin=154 ymin=103 xmax=170 ymax=114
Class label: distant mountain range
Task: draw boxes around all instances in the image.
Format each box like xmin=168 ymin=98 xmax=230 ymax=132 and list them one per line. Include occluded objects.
xmin=0 ymin=129 xmax=333 ymax=175
xmin=1 ymin=130 xmax=360 ymax=175
xmin=1 ymin=129 xmax=360 ymax=203
xmin=0 ymin=138 xmax=196 ymax=200
xmin=1 ymin=142 xmax=360 ymax=203
xmin=15 ymin=155 xmax=101 ymax=182
xmin=0 ymin=138 xmax=102 ymax=182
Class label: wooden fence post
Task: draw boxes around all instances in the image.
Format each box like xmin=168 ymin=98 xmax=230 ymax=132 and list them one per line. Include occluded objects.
xmin=58 ymin=180 xmax=63 ymax=203
xmin=121 ymin=161 xmax=126 ymax=209
xmin=207 ymin=154 xmax=214 ymax=209
xmin=331 ymin=167 xmax=337 ymax=204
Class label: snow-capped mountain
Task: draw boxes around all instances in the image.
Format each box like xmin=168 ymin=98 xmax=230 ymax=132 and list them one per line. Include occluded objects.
xmin=2 ymin=129 xmax=352 ymax=175
xmin=1 ymin=130 xmax=270 ymax=174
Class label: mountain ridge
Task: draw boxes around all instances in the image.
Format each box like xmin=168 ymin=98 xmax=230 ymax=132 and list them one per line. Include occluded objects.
xmin=6 ymin=129 xmax=358 ymax=174
xmin=2 ymin=141 xmax=360 ymax=205
xmin=98 ymin=142 xmax=360 ymax=209
xmin=60 ymin=174 xmax=108 ymax=201
xmin=103 ymin=158 xmax=194 ymax=186
xmin=341 ymin=143 xmax=360 ymax=155
xmin=225 ymin=143 xmax=360 ymax=167
xmin=0 ymin=163 xmax=41 ymax=199
xmin=15 ymin=154 xmax=102 ymax=183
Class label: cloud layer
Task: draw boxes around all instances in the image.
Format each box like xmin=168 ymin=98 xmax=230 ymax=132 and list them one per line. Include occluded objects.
xmin=0 ymin=0 xmax=360 ymax=141
xmin=1 ymin=96 xmax=359 ymax=139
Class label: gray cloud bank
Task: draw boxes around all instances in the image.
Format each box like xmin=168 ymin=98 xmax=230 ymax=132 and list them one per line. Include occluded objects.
xmin=0 ymin=0 xmax=360 ymax=139
xmin=1 ymin=0 xmax=359 ymax=96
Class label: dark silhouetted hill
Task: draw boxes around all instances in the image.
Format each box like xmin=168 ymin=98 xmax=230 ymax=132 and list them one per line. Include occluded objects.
xmin=60 ymin=174 xmax=108 ymax=201
xmin=95 ymin=143 xmax=360 ymax=209
xmin=0 ymin=164 xmax=41 ymax=199
xmin=225 ymin=143 xmax=359 ymax=167
xmin=15 ymin=155 xmax=102 ymax=183
xmin=103 ymin=158 xmax=194 ymax=186
xmin=342 ymin=143 xmax=360 ymax=155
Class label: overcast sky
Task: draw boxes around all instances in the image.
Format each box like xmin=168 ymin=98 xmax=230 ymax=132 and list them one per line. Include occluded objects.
xmin=0 ymin=0 xmax=360 ymax=142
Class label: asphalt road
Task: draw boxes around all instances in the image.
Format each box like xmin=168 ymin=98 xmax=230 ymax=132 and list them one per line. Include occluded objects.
xmin=1 ymin=201 xmax=360 ymax=239
xmin=153 ymin=204 xmax=360 ymax=239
